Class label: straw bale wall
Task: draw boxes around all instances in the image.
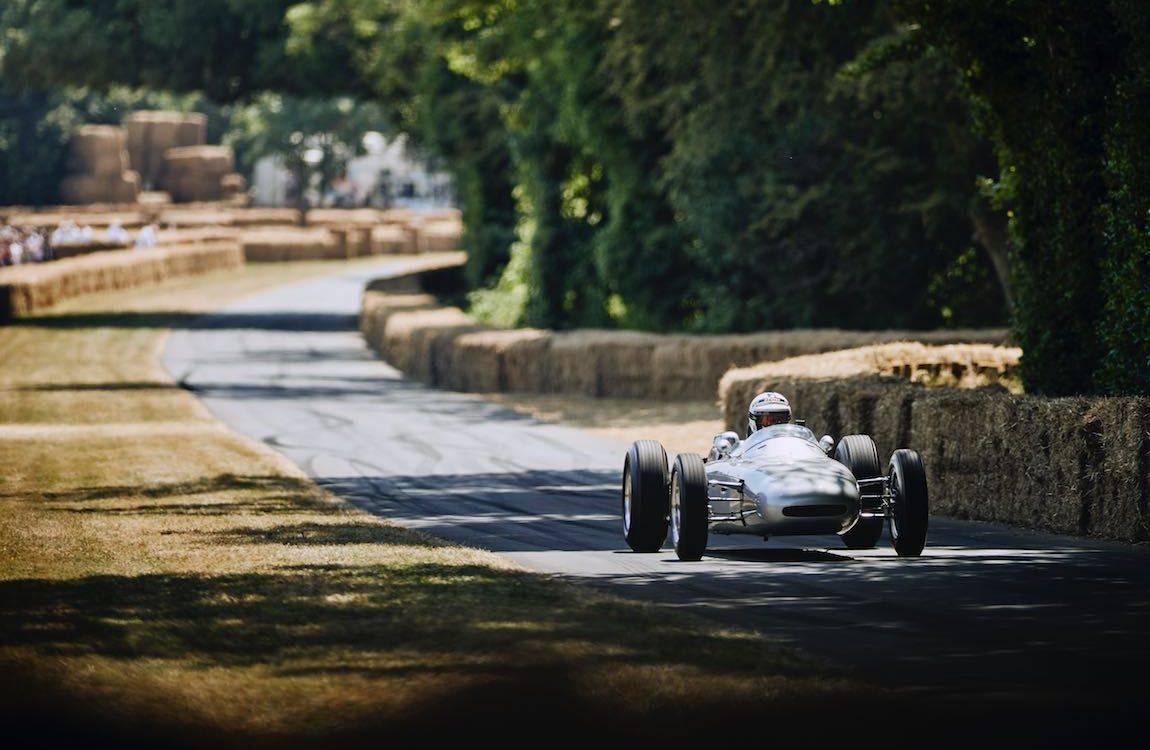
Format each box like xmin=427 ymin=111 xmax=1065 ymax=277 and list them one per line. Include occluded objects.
xmin=158 ymin=207 xmax=235 ymax=226
xmin=327 ymin=227 xmax=374 ymax=258
xmin=240 ymin=228 xmax=343 ymax=262
xmin=359 ymin=291 xmax=441 ymax=358
xmin=379 ymin=307 xmax=482 ymax=383
xmin=448 ymin=329 xmax=553 ymax=393
xmin=307 ymin=208 xmax=383 ymax=227
xmin=229 ymin=208 xmax=299 ymax=226
xmin=360 ymin=270 xmax=1013 ymax=402
xmin=2 ymin=208 xmax=142 ymax=228
xmin=356 ymin=261 xmax=1148 ymax=544
xmin=417 ymin=219 xmax=463 ymax=253
xmin=719 ymin=358 xmax=1150 ymax=544
xmin=0 ymin=241 xmax=242 ymax=322
xmin=371 ymin=225 xmax=413 ymax=254
xmin=154 ymin=227 xmax=239 ymax=246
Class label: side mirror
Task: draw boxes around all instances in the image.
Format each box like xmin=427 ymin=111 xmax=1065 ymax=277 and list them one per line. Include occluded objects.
xmin=818 ymin=435 xmax=835 ymax=456
xmin=709 ymin=431 xmax=740 ymax=462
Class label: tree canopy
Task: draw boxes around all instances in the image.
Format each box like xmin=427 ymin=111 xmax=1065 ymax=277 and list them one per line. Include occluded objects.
xmin=1 ymin=0 xmax=1147 ymax=396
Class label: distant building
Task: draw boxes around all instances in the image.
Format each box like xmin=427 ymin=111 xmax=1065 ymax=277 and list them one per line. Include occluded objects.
xmin=248 ymin=132 xmax=455 ymax=209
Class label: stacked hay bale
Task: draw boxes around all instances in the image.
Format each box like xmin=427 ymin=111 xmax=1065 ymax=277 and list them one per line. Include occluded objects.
xmin=59 ymin=125 xmax=141 ymax=204
xmin=219 ymin=173 xmax=248 ymax=203
xmin=417 ymin=216 xmax=463 ymax=252
xmin=452 ymin=329 xmax=553 ymax=393
xmin=239 ymin=227 xmax=340 ymax=261
xmin=162 ymin=145 xmax=237 ymax=203
xmin=230 ymin=208 xmax=299 ymax=226
xmin=124 ymin=111 xmax=206 ymax=191
xmin=370 ymin=224 xmax=409 ymax=254
xmin=0 ymin=241 xmax=243 ymax=322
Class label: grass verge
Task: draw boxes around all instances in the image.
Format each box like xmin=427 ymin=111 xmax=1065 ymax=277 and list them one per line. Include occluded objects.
xmin=1 ymin=260 xmax=896 ymax=747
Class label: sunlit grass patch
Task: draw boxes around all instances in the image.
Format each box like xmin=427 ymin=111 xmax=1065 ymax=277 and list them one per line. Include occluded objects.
xmin=0 ymin=258 xmax=882 ymax=745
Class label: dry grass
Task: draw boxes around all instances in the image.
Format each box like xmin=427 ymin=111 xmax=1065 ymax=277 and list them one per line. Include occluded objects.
xmin=0 ymin=261 xmax=885 ymax=747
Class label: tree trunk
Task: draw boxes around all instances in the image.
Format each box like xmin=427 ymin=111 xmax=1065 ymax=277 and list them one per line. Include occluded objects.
xmin=970 ymin=201 xmax=1013 ymax=314
xmin=294 ymin=163 xmax=310 ymax=227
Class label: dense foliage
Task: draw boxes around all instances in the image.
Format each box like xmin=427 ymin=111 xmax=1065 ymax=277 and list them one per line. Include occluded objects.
xmin=1 ymin=0 xmax=1146 ymax=394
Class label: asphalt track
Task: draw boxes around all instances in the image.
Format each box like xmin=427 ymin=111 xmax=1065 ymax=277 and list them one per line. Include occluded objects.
xmin=164 ymin=257 xmax=1150 ymax=733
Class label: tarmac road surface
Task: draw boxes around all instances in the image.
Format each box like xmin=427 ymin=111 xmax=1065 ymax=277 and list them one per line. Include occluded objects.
xmin=164 ymin=257 xmax=1150 ymax=735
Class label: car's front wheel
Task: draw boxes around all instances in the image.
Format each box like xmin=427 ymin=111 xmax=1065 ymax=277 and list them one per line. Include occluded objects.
xmin=889 ymin=448 xmax=929 ymax=556
xmin=623 ymin=440 xmax=670 ymax=552
xmin=671 ymin=452 xmax=709 ymax=561
xmin=835 ymin=434 xmax=884 ymax=549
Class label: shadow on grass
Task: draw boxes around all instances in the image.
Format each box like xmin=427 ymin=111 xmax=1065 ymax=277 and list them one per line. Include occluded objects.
xmin=13 ymin=311 xmax=357 ymax=332
xmin=0 ymin=561 xmax=1129 ymax=748
xmin=213 ymin=521 xmax=446 ymax=546
xmin=18 ymin=381 xmax=184 ymax=392
xmin=0 ymin=563 xmax=849 ymax=747
xmin=2 ymin=474 xmax=340 ymax=515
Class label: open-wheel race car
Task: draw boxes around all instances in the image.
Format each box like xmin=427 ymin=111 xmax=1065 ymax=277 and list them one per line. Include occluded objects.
xmin=621 ymin=420 xmax=929 ymax=561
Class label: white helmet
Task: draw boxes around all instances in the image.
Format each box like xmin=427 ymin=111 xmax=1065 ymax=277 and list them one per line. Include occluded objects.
xmin=747 ymin=391 xmax=791 ymax=435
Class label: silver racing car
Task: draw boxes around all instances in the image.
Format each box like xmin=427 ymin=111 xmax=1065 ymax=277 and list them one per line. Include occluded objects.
xmin=621 ymin=422 xmax=929 ymax=561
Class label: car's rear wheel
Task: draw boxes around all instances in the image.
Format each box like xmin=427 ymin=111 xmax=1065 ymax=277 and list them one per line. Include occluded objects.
xmin=835 ymin=434 xmax=884 ymax=549
xmin=889 ymin=448 xmax=929 ymax=556
xmin=671 ymin=452 xmax=709 ymax=561
xmin=623 ymin=440 xmax=670 ymax=552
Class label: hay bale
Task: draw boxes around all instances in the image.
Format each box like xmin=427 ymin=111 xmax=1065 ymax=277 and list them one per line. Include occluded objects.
xmin=173 ymin=116 xmax=207 ymax=148
xmin=239 ymin=228 xmax=339 ymax=262
xmin=359 ymin=291 xmax=441 ymax=356
xmin=1079 ymin=398 xmax=1150 ymax=542
xmin=547 ymin=332 xmax=607 ymax=396
xmin=160 ymin=241 xmax=244 ymax=276
xmin=157 ymin=207 xmax=234 ymax=227
xmin=370 ymin=225 xmax=408 ymax=255
xmin=450 ymin=328 xmax=553 ymax=393
xmin=379 ymin=208 xmax=416 ymax=225
xmin=220 ymin=173 xmax=247 ymax=198
xmin=307 ymin=208 xmax=382 ymax=227
xmin=59 ymin=172 xmax=140 ymax=205
xmin=153 ymin=227 xmax=238 ymax=246
xmin=162 ymin=145 xmax=235 ymax=202
xmin=912 ymin=391 xmax=1086 ymax=535
xmin=382 ymin=307 xmax=480 ymax=383
xmin=124 ymin=111 xmax=206 ymax=190
xmin=324 ymin=226 xmax=372 ymax=258
xmin=230 ymin=208 xmax=299 ymax=226
xmin=167 ymin=148 xmax=233 ymax=175
xmin=417 ymin=219 xmax=462 ymax=253
xmin=67 ymin=125 xmax=128 ymax=177
xmin=544 ymin=330 xmax=661 ymax=397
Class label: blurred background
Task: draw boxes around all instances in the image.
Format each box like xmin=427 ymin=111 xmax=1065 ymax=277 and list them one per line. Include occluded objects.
xmin=0 ymin=0 xmax=1146 ymax=397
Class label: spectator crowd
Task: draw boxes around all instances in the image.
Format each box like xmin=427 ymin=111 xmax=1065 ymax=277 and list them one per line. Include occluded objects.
xmin=0 ymin=225 xmax=52 ymax=266
xmin=1 ymin=218 xmax=159 ymax=267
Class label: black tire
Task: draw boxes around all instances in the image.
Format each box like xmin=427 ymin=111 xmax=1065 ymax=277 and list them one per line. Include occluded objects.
xmin=889 ymin=448 xmax=929 ymax=557
xmin=622 ymin=440 xmax=670 ymax=552
xmin=670 ymin=453 xmax=709 ymax=561
xmin=835 ymin=434 xmax=884 ymax=549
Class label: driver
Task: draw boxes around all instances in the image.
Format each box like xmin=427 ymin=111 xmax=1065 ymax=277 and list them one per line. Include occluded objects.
xmin=708 ymin=390 xmax=794 ymax=462
xmin=746 ymin=390 xmax=792 ymax=436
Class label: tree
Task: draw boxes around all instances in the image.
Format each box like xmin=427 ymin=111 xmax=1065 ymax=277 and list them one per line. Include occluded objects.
xmin=892 ymin=0 xmax=1150 ymax=395
xmin=225 ymin=94 xmax=389 ymax=225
